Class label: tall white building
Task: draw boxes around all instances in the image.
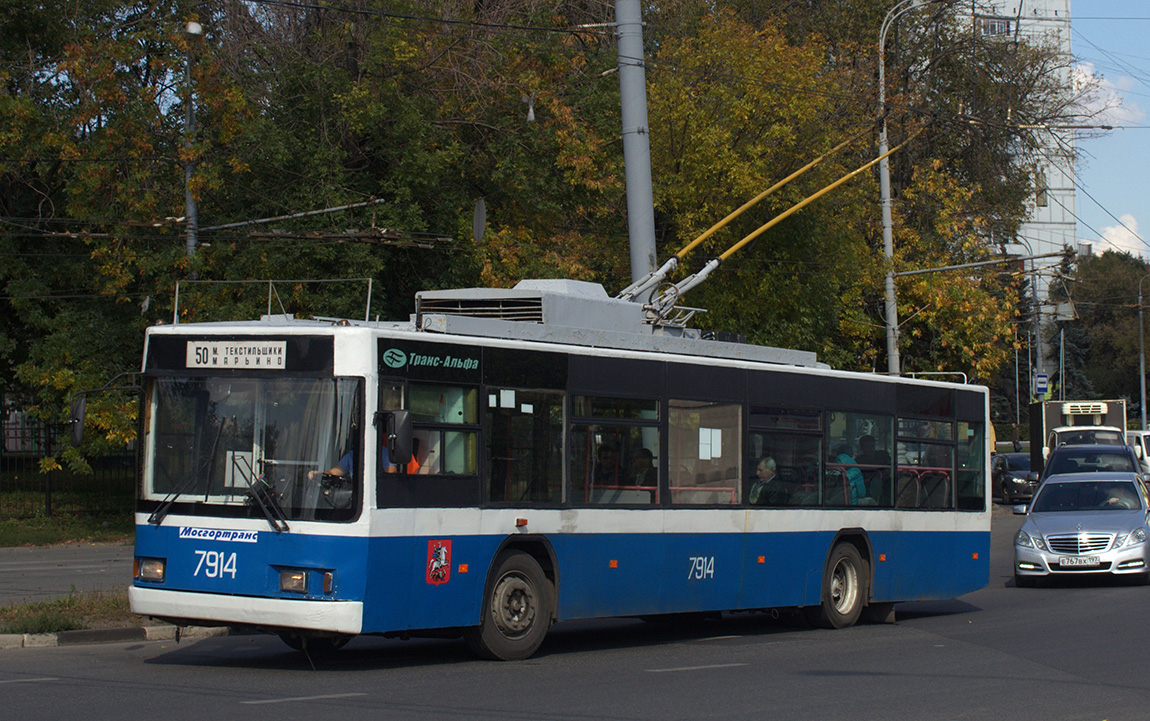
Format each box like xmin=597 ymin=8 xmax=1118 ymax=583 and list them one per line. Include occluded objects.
xmin=979 ymin=0 xmax=1075 ymax=376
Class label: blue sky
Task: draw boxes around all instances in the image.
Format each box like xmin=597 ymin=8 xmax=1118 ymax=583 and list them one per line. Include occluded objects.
xmin=1072 ymin=1 xmax=1150 ymax=257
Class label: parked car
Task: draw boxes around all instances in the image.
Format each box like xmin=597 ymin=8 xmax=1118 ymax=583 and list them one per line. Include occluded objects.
xmin=1030 ymin=443 xmax=1144 ymax=484
xmin=992 ymin=452 xmax=1035 ymax=504
xmin=1013 ymin=472 xmax=1150 ymax=587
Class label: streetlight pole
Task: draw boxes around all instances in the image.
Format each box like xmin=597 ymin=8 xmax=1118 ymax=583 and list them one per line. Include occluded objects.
xmin=1140 ymin=273 xmax=1150 ymax=428
xmin=184 ymin=21 xmax=202 ymax=272
xmin=878 ymin=0 xmax=946 ymax=375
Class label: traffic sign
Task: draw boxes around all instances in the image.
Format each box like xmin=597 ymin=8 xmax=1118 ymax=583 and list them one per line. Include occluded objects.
xmin=1034 ymin=373 xmax=1049 ymax=396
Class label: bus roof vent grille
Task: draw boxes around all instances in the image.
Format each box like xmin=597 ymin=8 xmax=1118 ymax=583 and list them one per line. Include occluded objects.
xmin=416 ymin=296 xmax=544 ymax=323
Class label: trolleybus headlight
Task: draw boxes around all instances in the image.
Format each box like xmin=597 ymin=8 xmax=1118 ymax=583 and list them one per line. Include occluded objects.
xmin=135 ymin=557 xmax=166 ymax=582
xmin=280 ymin=569 xmax=309 ymax=593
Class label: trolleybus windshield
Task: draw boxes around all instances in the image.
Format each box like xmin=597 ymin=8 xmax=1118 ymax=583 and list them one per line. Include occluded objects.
xmin=144 ymin=376 xmax=362 ymax=523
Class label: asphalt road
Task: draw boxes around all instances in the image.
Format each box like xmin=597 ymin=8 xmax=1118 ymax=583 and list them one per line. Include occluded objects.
xmin=12 ymin=505 xmax=1150 ymax=720
xmin=0 ymin=542 xmax=134 ymax=605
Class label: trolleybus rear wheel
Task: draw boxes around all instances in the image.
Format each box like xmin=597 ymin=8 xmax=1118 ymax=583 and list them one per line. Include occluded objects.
xmin=465 ymin=551 xmax=553 ymax=660
xmin=806 ymin=543 xmax=866 ymax=629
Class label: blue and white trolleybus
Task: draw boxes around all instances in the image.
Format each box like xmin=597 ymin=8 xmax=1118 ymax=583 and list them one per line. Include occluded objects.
xmin=129 ymin=279 xmax=990 ymax=659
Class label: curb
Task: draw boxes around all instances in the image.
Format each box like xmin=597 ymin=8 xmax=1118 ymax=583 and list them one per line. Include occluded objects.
xmin=0 ymin=624 xmax=232 ymax=650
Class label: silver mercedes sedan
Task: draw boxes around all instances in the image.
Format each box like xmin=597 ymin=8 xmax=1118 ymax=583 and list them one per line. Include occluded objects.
xmin=1013 ymin=472 xmax=1150 ymax=587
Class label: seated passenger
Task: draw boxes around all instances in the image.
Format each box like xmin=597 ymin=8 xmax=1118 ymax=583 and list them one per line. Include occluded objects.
xmin=833 ymin=445 xmax=869 ymax=505
xmin=749 ymin=456 xmax=788 ymax=506
xmin=594 ymin=444 xmax=621 ymax=485
xmin=856 ymin=434 xmax=891 ymax=467
xmin=630 ymin=447 xmax=658 ymax=486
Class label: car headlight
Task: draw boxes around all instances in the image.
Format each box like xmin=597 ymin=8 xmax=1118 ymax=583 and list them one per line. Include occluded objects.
xmin=1115 ymin=528 xmax=1148 ymax=548
xmin=1015 ymin=530 xmax=1046 ymax=550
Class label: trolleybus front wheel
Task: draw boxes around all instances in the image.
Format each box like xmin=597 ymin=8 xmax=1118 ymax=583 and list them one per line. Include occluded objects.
xmin=278 ymin=632 xmax=352 ymax=654
xmin=465 ymin=551 xmax=553 ymax=661
xmin=805 ymin=543 xmax=866 ymax=629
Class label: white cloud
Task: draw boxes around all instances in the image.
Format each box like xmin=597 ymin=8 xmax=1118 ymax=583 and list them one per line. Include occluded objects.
xmin=1099 ymin=214 xmax=1147 ymax=256
xmin=1074 ymin=62 xmax=1146 ymax=127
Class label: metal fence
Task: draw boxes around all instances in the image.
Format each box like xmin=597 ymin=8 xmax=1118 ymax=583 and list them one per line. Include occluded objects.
xmin=1 ymin=411 xmax=135 ymax=520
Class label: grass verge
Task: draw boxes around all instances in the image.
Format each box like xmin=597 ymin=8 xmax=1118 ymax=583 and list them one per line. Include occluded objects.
xmin=0 ymin=513 xmax=133 ymax=547
xmin=0 ymin=587 xmax=141 ymax=634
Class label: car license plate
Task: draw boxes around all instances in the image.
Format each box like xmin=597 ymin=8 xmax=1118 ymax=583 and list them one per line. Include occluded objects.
xmin=1059 ymin=556 xmax=1100 ymax=567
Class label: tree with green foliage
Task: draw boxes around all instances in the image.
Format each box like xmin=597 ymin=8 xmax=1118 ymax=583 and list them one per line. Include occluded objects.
xmin=0 ymin=0 xmax=1099 ymax=461
xmin=1048 ymin=250 xmax=1148 ymax=414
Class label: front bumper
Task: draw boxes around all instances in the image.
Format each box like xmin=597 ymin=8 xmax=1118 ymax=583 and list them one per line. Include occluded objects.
xmin=1014 ymin=544 xmax=1150 ymax=578
xmin=130 ymin=586 xmax=364 ymax=634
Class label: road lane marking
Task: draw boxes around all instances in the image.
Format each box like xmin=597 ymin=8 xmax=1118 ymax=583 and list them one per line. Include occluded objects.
xmin=647 ymin=663 xmax=747 ymax=673
xmin=241 ymin=693 xmax=367 ymax=705
xmin=0 ymin=678 xmax=58 ymax=684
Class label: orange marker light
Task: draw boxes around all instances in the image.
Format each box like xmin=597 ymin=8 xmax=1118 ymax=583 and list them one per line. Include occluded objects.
xmin=459 ymin=564 xmax=469 ymax=573
xmin=609 ymin=559 xmax=618 ymax=569
xmin=972 ymin=552 xmax=979 ymax=560
xmin=879 ymin=554 xmax=887 ymax=562
xmin=515 ymin=518 xmax=528 ymax=527
xmin=757 ymin=556 xmax=765 ymax=564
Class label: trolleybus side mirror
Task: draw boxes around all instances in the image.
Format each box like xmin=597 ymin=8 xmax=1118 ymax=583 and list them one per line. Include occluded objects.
xmin=69 ymin=394 xmax=86 ymax=447
xmin=386 ymin=410 xmax=412 ymax=467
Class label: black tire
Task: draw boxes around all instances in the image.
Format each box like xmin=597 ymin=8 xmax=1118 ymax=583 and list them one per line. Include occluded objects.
xmin=465 ymin=551 xmax=553 ymax=661
xmin=278 ymin=632 xmax=352 ymax=653
xmin=806 ymin=543 xmax=866 ymax=629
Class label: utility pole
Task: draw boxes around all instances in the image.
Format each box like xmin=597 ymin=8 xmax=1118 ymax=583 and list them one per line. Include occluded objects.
xmin=184 ymin=21 xmax=202 ymax=274
xmin=1140 ymin=274 xmax=1149 ymax=428
xmin=615 ymin=0 xmax=657 ymax=288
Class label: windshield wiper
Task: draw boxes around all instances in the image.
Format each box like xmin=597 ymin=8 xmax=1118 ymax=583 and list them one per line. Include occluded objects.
xmin=234 ymin=455 xmax=289 ymax=533
xmin=148 ymin=421 xmax=225 ymax=526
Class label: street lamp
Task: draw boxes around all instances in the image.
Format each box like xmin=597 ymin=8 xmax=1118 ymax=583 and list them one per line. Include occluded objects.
xmin=1140 ymin=273 xmax=1150 ymax=428
xmin=184 ymin=21 xmax=202 ymax=271
xmin=878 ymin=0 xmax=948 ymax=375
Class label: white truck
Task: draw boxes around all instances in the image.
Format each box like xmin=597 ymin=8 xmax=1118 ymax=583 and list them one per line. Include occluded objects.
xmin=1029 ymin=399 xmax=1128 ymax=472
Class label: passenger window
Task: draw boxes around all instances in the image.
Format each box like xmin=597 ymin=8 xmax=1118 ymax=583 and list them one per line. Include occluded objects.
xmin=486 ymin=388 xmax=564 ymax=504
xmin=825 ymin=411 xmax=892 ymax=507
xmin=400 ymin=382 xmax=479 ymax=476
xmin=956 ymin=422 xmax=985 ymax=510
xmin=571 ymin=425 xmax=660 ymax=505
xmin=669 ymin=400 xmax=741 ymax=505
xmin=895 ymin=441 xmax=953 ymax=508
xmin=748 ymin=407 xmax=821 ymax=506
xmin=409 ymin=384 xmax=478 ymax=424
xmin=570 ymin=395 xmax=660 ymax=506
